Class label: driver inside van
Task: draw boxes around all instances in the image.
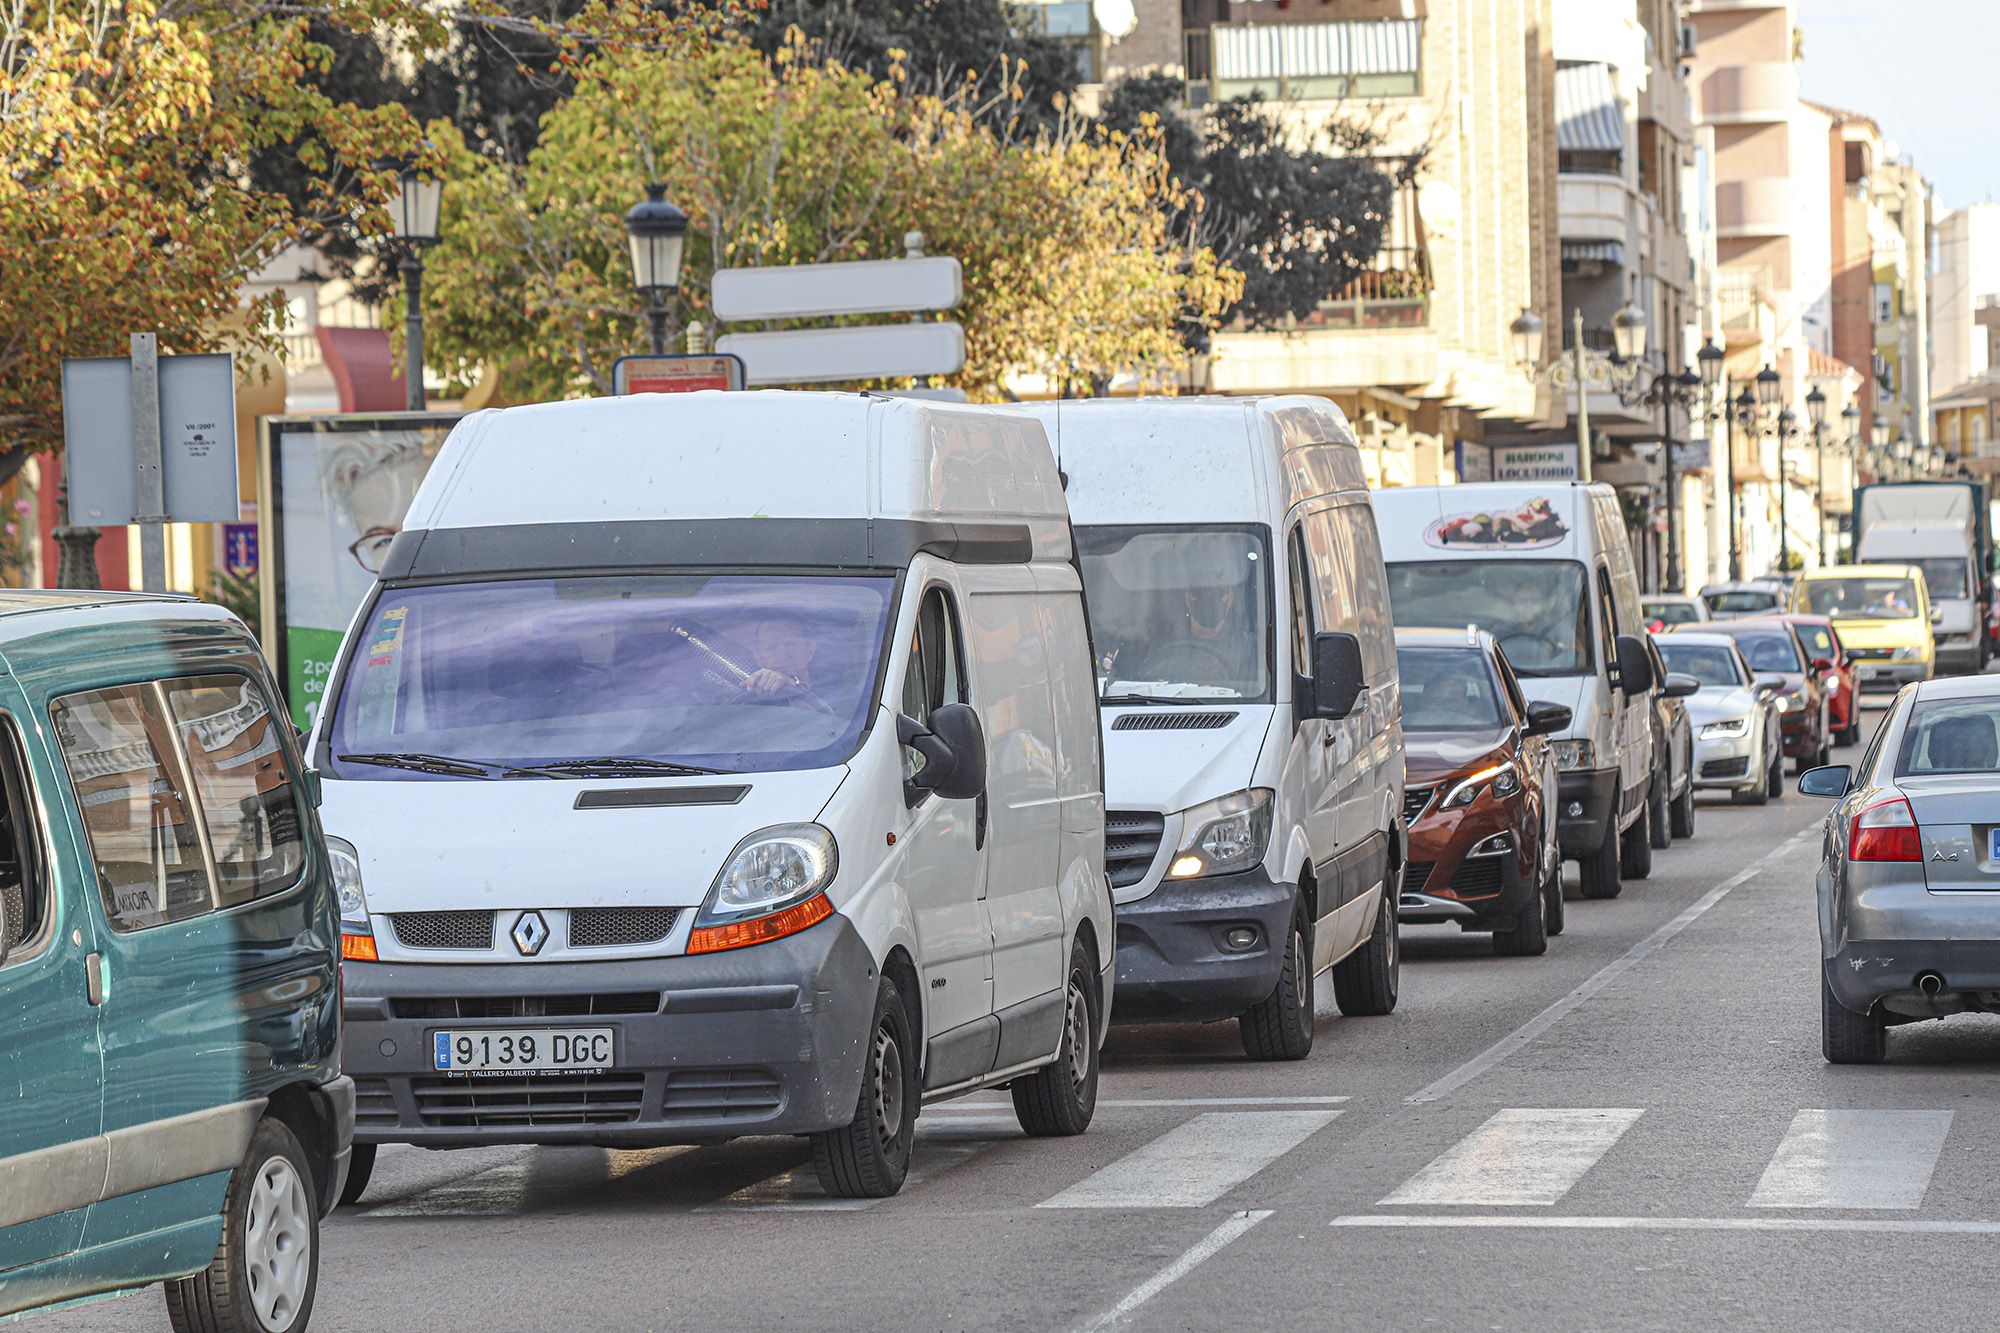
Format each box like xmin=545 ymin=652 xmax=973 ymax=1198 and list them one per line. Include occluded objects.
xmin=1139 ymin=586 xmax=1261 ymax=694
xmin=740 ymin=617 xmax=818 ymax=701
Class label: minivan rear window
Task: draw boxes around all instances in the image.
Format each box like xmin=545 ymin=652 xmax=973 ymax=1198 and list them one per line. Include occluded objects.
xmin=1386 ymin=560 xmax=1591 ymax=677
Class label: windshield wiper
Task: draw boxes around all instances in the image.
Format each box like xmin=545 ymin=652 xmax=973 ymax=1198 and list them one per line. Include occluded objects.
xmin=339 ymin=751 xmax=498 ymax=778
xmin=500 ymin=756 xmax=729 ymax=779
xmin=1099 ymin=693 xmax=1235 ymax=706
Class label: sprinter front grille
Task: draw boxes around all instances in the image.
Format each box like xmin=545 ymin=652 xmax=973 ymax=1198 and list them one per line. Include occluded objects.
xmin=391 ymin=910 xmax=495 ymax=951
xmin=1110 ymin=711 xmax=1238 ymax=731
xmin=1104 ymin=810 xmax=1167 ymax=889
xmin=411 ymin=1073 xmax=646 ymax=1128
xmin=568 ymin=907 xmax=681 ymax=949
xmin=388 ymin=992 xmax=661 ymax=1020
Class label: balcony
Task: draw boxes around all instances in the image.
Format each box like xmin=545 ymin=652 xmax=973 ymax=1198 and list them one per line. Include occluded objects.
xmin=1184 ymin=19 xmax=1421 ymax=106
xmin=1559 ymin=175 xmax=1631 ymax=246
xmin=1312 ymin=247 xmax=1433 ymax=329
xmin=1715 ymin=178 xmax=1790 ymax=238
xmin=1699 ymin=61 xmax=1796 ymax=125
xmin=1718 ymin=271 xmax=1776 ymax=348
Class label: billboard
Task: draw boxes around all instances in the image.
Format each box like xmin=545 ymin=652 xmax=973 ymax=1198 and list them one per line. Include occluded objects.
xmin=259 ymin=413 xmax=460 ymax=728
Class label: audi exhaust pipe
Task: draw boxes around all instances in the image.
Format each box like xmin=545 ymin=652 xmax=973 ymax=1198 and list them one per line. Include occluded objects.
xmin=1916 ymin=972 xmax=1945 ymax=997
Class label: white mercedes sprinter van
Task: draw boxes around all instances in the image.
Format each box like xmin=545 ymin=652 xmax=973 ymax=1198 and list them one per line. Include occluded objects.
xmin=1372 ymin=483 xmax=1657 ymax=900
xmin=1028 ymin=397 xmax=1404 ymax=1061
xmin=314 ymin=391 xmax=1113 ymax=1200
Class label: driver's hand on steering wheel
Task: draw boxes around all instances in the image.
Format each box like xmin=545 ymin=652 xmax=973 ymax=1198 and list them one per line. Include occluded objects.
xmin=741 ymin=668 xmax=797 ymax=697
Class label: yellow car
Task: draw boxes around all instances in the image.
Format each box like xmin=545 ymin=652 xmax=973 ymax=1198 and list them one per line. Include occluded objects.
xmin=1792 ymin=564 xmax=1935 ymax=690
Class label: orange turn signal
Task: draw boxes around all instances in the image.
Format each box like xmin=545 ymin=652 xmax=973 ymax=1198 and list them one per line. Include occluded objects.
xmin=687 ymin=893 xmax=833 ymax=955
xmin=341 ymin=932 xmax=378 ymax=962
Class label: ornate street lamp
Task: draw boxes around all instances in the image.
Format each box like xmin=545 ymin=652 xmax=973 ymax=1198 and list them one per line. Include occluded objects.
xmin=382 ymin=160 xmax=443 ymax=412
xmin=1755 ymin=364 xmax=1782 ymax=411
xmin=1728 ymin=385 xmax=1756 ymax=579
xmin=1776 ymin=408 xmax=1799 ymax=575
xmin=1806 ymin=386 xmax=1830 ymax=566
xmin=1510 ymin=308 xmax=1547 ymax=371
xmin=625 ymin=184 xmax=689 ymax=356
xmin=1611 ymin=299 xmax=1648 ymax=363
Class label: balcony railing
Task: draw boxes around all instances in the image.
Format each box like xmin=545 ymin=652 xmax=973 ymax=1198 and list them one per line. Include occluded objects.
xmin=1184 ymin=19 xmax=1422 ymax=106
xmin=1309 ymin=247 xmax=1433 ymax=330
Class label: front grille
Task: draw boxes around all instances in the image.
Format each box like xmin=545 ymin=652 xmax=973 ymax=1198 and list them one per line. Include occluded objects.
xmin=661 ymin=1068 xmax=785 ymax=1121
xmin=569 ymin=907 xmax=680 ymax=949
xmin=388 ymin=992 xmax=660 ymax=1020
xmin=1404 ymin=786 xmax=1435 ymax=822
xmin=1450 ymin=857 xmax=1505 ymax=896
xmin=411 ymin=1073 xmax=646 ymax=1128
xmin=1701 ymin=756 xmax=1750 ymax=779
xmin=354 ymin=1077 xmax=398 ymax=1129
xmin=1105 ymin=810 xmax=1167 ymax=888
xmin=392 ymin=911 xmax=494 ymax=951
xmin=1402 ymin=861 xmax=1436 ymax=891
xmin=1111 ymin=711 xmax=1238 ymax=731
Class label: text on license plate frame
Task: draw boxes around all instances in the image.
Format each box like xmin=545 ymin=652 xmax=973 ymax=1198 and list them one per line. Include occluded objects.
xmin=431 ymin=1027 xmax=615 ymax=1073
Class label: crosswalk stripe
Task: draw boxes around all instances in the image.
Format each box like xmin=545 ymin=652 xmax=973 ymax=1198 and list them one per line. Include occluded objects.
xmin=1748 ymin=1110 xmax=1953 ymax=1210
xmin=1036 ymin=1109 xmax=1341 ymax=1210
xmin=1380 ymin=1108 xmax=1643 ymax=1207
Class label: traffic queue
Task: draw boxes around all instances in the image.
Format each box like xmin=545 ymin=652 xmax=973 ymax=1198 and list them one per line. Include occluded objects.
xmin=0 ymin=389 xmax=1943 ymax=1331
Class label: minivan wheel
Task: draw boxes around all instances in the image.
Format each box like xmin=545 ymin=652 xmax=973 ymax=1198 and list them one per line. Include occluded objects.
xmin=1821 ymin=970 xmax=1887 ymax=1065
xmin=337 ymin=1143 xmax=375 ymax=1208
xmin=1015 ymin=940 xmax=1102 ymax=1133
xmin=1331 ymin=874 xmax=1399 ymax=1016
xmin=165 ymin=1118 xmax=318 ymax=1333
xmin=1240 ymin=914 xmax=1314 ymax=1060
xmin=1670 ymin=774 xmax=1696 ymax=840
xmin=1578 ymin=810 xmax=1622 ymax=899
xmin=1648 ymin=767 xmax=1671 ymax=849
xmin=811 ymin=976 xmax=916 ymax=1198
xmin=1620 ymin=799 xmax=1653 ymax=880
xmin=1491 ymin=883 xmax=1549 ymax=957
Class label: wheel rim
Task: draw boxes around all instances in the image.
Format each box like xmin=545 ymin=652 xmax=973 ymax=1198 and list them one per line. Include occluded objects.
xmin=1063 ymin=975 xmax=1092 ymax=1092
xmin=872 ymin=1022 xmax=905 ymax=1152
xmin=244 ymin=1156 xmax=312 ymax=1332
xmin=1289 ymin=928 xmax=1308 ymax=1014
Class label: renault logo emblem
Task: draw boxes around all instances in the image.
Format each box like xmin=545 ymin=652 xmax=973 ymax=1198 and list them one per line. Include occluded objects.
xmin=511 ymin=911 xmax=550 ymax=956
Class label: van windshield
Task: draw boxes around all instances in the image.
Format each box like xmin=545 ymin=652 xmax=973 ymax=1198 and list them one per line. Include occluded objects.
xmin=322 ymin=574 xmax=896 ymax=779
xmin=1909 ymin=557 xmax=1968 ymax=601
xmin=1075 ymin=524 xmax=1271 ymax=702
xmin=1801 ymin=577 xmax=1920 ymax=620
xmin=1386 ymin=560 xmax=1591 ymax=677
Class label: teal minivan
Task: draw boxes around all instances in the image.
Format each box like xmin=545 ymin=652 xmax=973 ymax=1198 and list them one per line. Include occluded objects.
xmin=0 ymin=593 xmax=351 ymax=1331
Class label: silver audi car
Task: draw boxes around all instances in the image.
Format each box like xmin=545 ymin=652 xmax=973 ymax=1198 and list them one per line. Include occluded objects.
xmin=1801 ymin=674 xmax=2000 ymax=1063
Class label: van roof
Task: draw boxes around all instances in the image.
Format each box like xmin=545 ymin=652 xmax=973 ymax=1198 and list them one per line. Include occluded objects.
xmin=402 ymin=390 xmax=1072 ymax=566
xmin=1799 ymin=563 xmax=1924 ymax=578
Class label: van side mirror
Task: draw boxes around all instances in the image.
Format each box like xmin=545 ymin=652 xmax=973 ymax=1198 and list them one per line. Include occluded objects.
xmin=1614 ymin=633 xmax=1655 ymax=697
xmin=302 ymin=769 xmax=323 ymax=809
xmin=1310 ymin=631 xmax=1366 ymax=720
xmin=1797 ymin=765 xmax=1852 ymax=798
xmin=1930 ymin=606 xmax=1944 ymax=624
xmin=1523 ymin=701 xmax=1572 ymax=737
xmin=898 ymin=704 xmax=987 ymax=805
xmin=1662 ymin=672 xmax=1700 ymax=699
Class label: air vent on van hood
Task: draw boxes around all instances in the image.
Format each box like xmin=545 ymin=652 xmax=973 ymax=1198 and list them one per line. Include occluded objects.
xmin=574 ymin=785 xmax=750 ymax=809
xmin=1111 ymin=712 xmax=1238 ymax=731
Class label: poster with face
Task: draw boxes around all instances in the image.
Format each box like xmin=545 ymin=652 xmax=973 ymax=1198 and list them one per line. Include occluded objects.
xmin=267 ymin=416 xmax=459 ymax=728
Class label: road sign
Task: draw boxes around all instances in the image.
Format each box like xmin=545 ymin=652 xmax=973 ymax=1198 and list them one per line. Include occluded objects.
xmin=711 ymin=256 xmax=963 ymax=322
xmin=612 ymin=353 xmax=746 ymax=395
xmin=63 ymin=348 xmax=239 ymax=527
xmin=716 ymin=323 xmax=966 ymax=387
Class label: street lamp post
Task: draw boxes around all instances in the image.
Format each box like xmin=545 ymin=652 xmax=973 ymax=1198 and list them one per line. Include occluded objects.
xmin=1776 ymin=407 xmax=1798 ymax=575
xmin=1730 ymin=386 xmax=1755 ymax=580
xmin=625 ymin=184 xmax=689 ymax=356
xmin=1695 ymin=338 xmax=1725 ymax=589
xmin=383 ymin=162 xmax=443 ymax=412
xmin=1806 ymin=385 xmax=1828 ymax=566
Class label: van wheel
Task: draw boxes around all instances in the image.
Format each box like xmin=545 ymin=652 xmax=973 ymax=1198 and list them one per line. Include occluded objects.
xmin=1670 ymin=775 xmax=1696 ymax=840
xmin=1647 ymin=767 xmax=1671 ymax=849
xmin=1239 ymin=913 xmax=1314 ymax=1060
xmin=811 ymin=976 xmax=916 ymax=1198
xmin=1491 ymin=884 xmax=1549 ymax=957
xmin=164 ymin=1118 xmax=318 ymax=1333
xmin=337 ymin=1143 xmax=375 ymax=1207
xmin=1014 ymin=941 xmax=1101 ymax=1134
xmin=1542 ymin=853 xmax=1566 ymax=937
xmin=1578 ymin=810 xmax=1622 ymax=899
xmin=1821 ymin=970 xmax=1886 ymax=1065
xmin=1620 ymin=805 xmax=1653 ymax=880
xmin=1331 ymin=876 xmax=1399 ymax=1016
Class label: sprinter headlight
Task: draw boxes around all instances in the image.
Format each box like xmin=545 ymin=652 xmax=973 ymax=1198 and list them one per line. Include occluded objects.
xmin=1551 ymin=739 xmax=1595 ymax=772
xmin=1440 ymin=764 xmax=1519 ymax=810
xmin=1700 ymin=717 xmax=1749 ymax=739
xmin=1167 ymin=790 xmax=1273 ymax=879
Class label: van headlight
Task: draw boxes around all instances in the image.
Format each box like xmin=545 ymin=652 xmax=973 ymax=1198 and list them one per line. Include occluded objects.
xmin=1700 ymin=717 xmax=1749 ymax=738
xmin=1440 ymin=764 xmax=1520 ymax=809
xmin=690 ymin=824 xmax=838 ymax=953
xmin=327 ymin=836 xmax=377 ymax=962
xmin=1893 ymin=646 xmax=1924 ymax=661
xmin=1167 ymin=789 xmax=1273 ymax=879
xmin=1551 ymin=739 xmax=1595 ymax=772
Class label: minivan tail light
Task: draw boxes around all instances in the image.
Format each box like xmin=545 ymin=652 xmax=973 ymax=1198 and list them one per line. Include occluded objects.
xmin=1850 ymin=796 xmax=1921 ymax=862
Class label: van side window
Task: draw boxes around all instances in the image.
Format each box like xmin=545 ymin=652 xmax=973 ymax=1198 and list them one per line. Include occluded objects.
xmin=163 ymin=676 xmax=307 ymax=907
xmin=903 ymin=586 xmax=967 ymax=725
xmin=0 ymin=718 xmax=46 ymax=959
xmin=1287 ymin=526 xmax=1317 ymax=677
xmin=1596 ymin=567 xmax=1620 ymax=670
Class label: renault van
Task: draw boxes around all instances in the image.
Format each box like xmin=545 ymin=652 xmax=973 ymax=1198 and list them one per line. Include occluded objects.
xmin=1027 ymin=397 xmax=1403 ymax=1062
xmin=314 ymin=392 xmax=1112 ymax=1201
xmin=0 ymin=594 xmax=350 ymax=1330
xmin=1373 ymin=484 xmax=1657 ymax=900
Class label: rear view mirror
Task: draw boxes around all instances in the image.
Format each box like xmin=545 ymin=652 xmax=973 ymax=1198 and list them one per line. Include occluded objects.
xmin=1614 ymin=634 xmax=1654 ymax=697
xmin=898 ymin=704 xmax=987 ymax=805
xmin=1311 ymin=632 xmax=1367 ymax=720
xmin=1523 ymin=700 xmax=1572 ymax=737
xmin=1662 ymin=672 xmax=1700 ymax=699
xmin=1797 ymin=765 xmax=1852 ymax=799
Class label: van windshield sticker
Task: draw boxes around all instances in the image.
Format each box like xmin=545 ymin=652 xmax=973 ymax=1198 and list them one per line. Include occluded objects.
xmin=1425 ymin=498 xmax=1568 ymax=550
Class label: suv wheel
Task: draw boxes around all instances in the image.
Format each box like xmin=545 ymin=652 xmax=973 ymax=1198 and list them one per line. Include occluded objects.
xmin=165 ymin=1118 xmax=319 ymax=1333
xmin=1542 ymin=852 xmax=1566 ymax=937
xmin=1014 ymin=940 xmax=1102 ymax=1132
xmin=1648 ymin=766 xmax=1671 ymax=849
xmin=811 ymin=976 xmax=917 ymax=1198
xmin=1491 ymin=881 xmax=1549 ymax=957
xmin=1670 ymin=771 xmax=1696 ymax=840
xmin=1620 ymin=802 xmax=1653 ymax=880
xmin=1578 ymin=806 xmax=1622 ymax=899
xmin=1821 ymin=970 xmax=1887 ymax=1064
xmin=1239 ymin=913 xmax=1314 ymax=1060
xmin=1331 ymin=871 xmax=1399 ymax=1016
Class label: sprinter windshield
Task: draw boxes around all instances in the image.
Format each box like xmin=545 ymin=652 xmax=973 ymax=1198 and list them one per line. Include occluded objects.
xmin=1075 ymin=525 xmax=1272 ymax=702
xmin=1387 ymin=560 xmax=1591 ymax=677
xmin=323 ymin=574 xmax=896 ymax=779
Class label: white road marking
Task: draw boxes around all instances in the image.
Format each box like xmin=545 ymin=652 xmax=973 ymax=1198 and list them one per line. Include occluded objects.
xmin=1037 ymin=1110 xmax=1341 ymax=1210
xmin=1407 ymin=830 xmax=1814 ymax=1104
xmin=1380 ymin=1108 xmax=1643 ymax=1207
xmin=1749 ymin=1110 xmax=1954 ymax=1209
xmin=1332 ymin=1214 xmax=2000 ymax=1235
xmin=1075 ymin=1210 xmax=1273 ymax=1332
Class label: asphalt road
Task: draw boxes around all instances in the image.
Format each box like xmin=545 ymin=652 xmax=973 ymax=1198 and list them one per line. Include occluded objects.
xmin=43 ymin=700 xmax=2000 ymax=1332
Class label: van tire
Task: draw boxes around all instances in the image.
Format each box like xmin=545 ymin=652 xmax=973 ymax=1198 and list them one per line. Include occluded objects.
xmin=1620 ymin=802 xmax=1653 ymax=880
xmin=1013 ymin=940 xmax=1101 ymax=1133
xmin=811 ymin=976 xmax=916 ymax=1199
xmin=1542 ymin=854 xmax=1566 ymax=937
xmin=1670 ymin=776 xmax=1696 ymax=840
xmin=165 ymin=1118 xmax=319 ymax=1333
xmin=337 ymin=1143 xmax=375 ymax=1207
xmin=1578 ymin=812 xmax=1622 ymax=899
xmin=1647 ymin=767 xmax=1671 ymax=849
xmin=1331 ymin=877 xmax=1399 ymax=1016
xmin=1239 ymin=914 xmax=1314 ymax=1060
xmin=1821 ymin=971 xmax=1886 ymax=1065
xmin=1491 ymin=884 xmax=1549 ymax=957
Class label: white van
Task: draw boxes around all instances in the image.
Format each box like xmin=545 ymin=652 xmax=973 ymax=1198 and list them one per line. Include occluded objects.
xmin=1371 ymin=484 xmax=1657 ymax=899
xmin=1027 ymin=397 xmax=1403 ymax=1061
xmin=312 ymin=391 xmax=1113 ymax=1200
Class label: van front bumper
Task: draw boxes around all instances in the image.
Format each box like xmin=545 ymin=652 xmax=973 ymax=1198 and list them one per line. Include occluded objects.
xmin=339 ymin=914 xmax=878 ymax=1147
xmin=1109 ymin=869 xmax=1298 ymax=1025
xmin=1555 ymin=767 xmax=1619 ymax=859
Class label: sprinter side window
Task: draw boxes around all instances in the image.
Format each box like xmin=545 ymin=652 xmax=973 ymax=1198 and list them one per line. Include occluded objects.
xmin=0 ymin=718 xmax=48 ymax=961
xmin=1287 ymin=526 xmax=1317 ymax=678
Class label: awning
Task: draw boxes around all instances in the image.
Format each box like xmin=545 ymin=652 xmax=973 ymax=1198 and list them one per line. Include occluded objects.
xmin=1556 ymin=62 xmax=1624 ymax=153
xmin=1212 ymin=19 xmax=1422 ymax=82
xmin=1562 ymin=239 xmax=1623 ymax=264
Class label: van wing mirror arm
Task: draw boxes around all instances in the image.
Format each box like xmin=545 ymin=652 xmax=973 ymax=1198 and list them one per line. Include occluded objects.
xmin=897 ymin=713 xmax=953 ymax=807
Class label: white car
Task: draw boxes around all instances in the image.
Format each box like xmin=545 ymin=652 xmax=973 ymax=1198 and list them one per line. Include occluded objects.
xmin=1643 ymin=593 xmax=1710 ymax=630
xmin=1656 ymin=632 xmax=1784 ymax=804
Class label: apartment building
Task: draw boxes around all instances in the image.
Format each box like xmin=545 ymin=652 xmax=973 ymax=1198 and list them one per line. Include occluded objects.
xmin=1932 ymin=203 xmax=2000 ymax=473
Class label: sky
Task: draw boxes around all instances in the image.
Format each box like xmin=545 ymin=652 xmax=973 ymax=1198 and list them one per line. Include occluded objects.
xmin=1797 ymin=0 xmax=2000 ymax=212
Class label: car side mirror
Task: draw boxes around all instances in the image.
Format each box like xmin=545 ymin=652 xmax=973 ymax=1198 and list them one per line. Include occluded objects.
xmin=1662 ymin=672 xmax=1700 ymax=699
xmin=1797 ymin=765 xmax=1852 ymax=799
xmin=898 ymin=704 xmax=986 ymax=806
xmin=1930 ymin=606 xmax=1944 ymax=624
xmin=1754 ymin=675 xmax=1784 ymax=696
xmin=1811 ymin=657 xmax=1835 ymax=673
xmin=1523 ymin=700 xmax=1572 ymax=737
xmin=1310 ymin=631 xmax=1366 ymax=720
xmin=1614 ymin=633 xmax=1654 ymax=697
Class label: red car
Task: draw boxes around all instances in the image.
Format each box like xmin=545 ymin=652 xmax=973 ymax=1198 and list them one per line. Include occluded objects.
xmin=1779 ymin=613 xmax=1859 ymax=747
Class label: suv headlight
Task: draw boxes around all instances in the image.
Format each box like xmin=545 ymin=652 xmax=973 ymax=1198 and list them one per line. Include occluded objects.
xmin=1551 ymin=739 xmax=1595 ymax=772
xmin=1440 ymin=764 xmax=1521 ymax=809
xmin=1700 ymin=717 xmax=1749 ymax=739
xmin=690 ymin=824 xmax=838 ymax=953
xmin=1168 ymin=789 xmax=1273 ymax=879
xmin=327 ymin=836 xmax=376 ymax=961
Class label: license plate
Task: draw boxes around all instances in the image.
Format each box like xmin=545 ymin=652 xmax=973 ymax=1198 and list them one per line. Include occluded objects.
xmin=1988 ymin=828 xmax=2000 ymax=863
xmin=431 ymin=1027 xmax=614 ymax=1073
